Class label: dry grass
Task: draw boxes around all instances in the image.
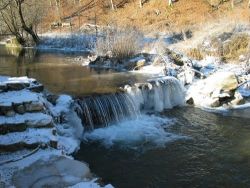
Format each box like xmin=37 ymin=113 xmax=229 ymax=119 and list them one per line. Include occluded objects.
xmin=187 ymin=48 xmax=204 ymax=60
xmin=96 ymin=27 xmax=143 ymax=59
xmin=42 ymin=0 xmax=250 ymax=34
xmin=223 ymin=33 xmax=250 ymax=60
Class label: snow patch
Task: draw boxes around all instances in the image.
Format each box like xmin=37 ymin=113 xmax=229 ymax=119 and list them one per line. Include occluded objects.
xmin=0 ymin=112 xmax=52 ymax=127
xmin=0 ymin=76 xmax=35 ymax=84
xmin=0 ymin=128 xmax=55 ymax=146
xmin=69 ymin=179 xmax=114 ymax=188
xmin=0 ymin=90 xmax=41 ymax=106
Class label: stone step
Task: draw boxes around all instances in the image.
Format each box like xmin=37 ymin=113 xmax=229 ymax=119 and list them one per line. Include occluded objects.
xmin=0 ymin=76 xmax=43 ymax=92
xmin=0 ymin=113 xmax=53 ymax=134
xmin=0 ymin=128 xmax=57 ymax=152
xmin=0 ymin=90 xmax=45 ymax=116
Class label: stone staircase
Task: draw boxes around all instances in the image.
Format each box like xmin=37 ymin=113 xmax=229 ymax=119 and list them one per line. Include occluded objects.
xmin=0 ymin=76 xmax=57 ymax=152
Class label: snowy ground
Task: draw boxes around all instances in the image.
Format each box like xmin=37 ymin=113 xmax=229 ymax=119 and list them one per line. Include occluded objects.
xmin=0 ymin=76 xmax=112 ymax=188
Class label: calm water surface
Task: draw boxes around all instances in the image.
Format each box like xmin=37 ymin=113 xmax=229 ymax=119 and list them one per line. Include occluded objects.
xmin=0 ymin=46 xmax=149 ymax=96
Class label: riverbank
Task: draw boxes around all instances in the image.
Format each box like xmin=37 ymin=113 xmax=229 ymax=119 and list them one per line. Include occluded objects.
xmin=0 ymin=76 xmax=113 ymax=187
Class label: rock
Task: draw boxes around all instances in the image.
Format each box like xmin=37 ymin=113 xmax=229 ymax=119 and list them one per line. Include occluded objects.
xmin=125 ymin=56 xmax=146 ymax=70
xmin=186 ymin=97 xmax=194 ymax=105
xmin=28 ymin=84 xmax=44 ymax=92
xmin=0 ymin=84 xmax=7 ymax=92
xmin=208 ymin=97 xmax=220 ymax=107
xmin=13 ymin=104 xmax=26 ymax=114
xmin=7 ymin=82 xmax=30 ymax=91
xmin=24 ymin=101 xmax=44 ymax=112
xmin=50 ymin=139 xmax=58 ymax=149
xmin=5 ymin=110 xmax=16 ymax=117
xmin=187 ymin=72 xmax=240 ymax=108
xmin=230 ymin=92 xmax=245 ymax=106
xmin=0 ymin=105 xmax=13 ymax=115
xmin=204 ymin=72 xmax=238 ymax=94
xmin=12 ymin=156 xmax=91 ymax=188
xmin=47 ymin=94 xmax=59 ymax=105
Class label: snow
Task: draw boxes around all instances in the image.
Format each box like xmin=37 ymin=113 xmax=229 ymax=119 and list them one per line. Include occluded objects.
xmin=238 ymin=83 xmax=250 ymax=97
xmin=132 ymin=64 xmax=166 ymax=75
xmin=0 ymin=76 xmax=35 ymax=84
xmin=69 ymin=179 xmax=114 ymax=188
xmin=50 ymin=95 xmax=73 ymax=116
xmin=0 ymin=90 xmax=41 ymax=106
xmin=0 ymin=148 xmax=62 ymax=185
xmin=0 ymin=112 xmax=52 ymax=127
xmin=83 ymin=114 xmax=186 ymax=149
xmin=49 ymin=95 xmax=83 ymax=154
xmin=39 ymin=33 xmax=95 ymax=52
xmin=0 ymin=128 xmax=55 ymax=145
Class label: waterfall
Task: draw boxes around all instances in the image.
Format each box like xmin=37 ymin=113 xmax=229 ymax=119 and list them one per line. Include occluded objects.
xmin=74 ymin=93 xmax=140 ymax=131
xmin=125 ymin=76 xmax=186 ymax=112
xmin=74 ymin=76 xmax=185 ymax=131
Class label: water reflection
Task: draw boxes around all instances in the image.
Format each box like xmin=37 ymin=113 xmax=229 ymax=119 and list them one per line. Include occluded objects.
xmin=0 ymin=46 xmax=150 ymax=96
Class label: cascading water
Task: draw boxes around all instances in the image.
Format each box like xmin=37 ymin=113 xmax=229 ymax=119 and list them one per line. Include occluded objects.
xmin=125 ymin=76 xmax=186 ymax=112
xmin=74 ymin=76 xmax=186 ymax=131
xmin=74 ymin=93 xmax=140 ymax=131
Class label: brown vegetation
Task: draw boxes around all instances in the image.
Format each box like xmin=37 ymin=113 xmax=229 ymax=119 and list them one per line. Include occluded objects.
xmin=96 ymin=27 xmax=143 ymax=59
xmin=223 ymin=33 xmax=250 ymax=60
xmin=43 ymin=0 xmax=250 ymax=34
xmin=187 ymin=48 xmax=204 ymax=60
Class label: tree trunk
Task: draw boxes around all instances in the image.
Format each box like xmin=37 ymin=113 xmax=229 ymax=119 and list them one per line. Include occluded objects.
xmin=110 ymin=0 xmax=115 ymax=10
xmin=16 ymin=0 xmax=40 ymax=45
xmin=168 ymin=0 xmax=172 ymax=6
xmin=139 ymin=0 xmax=143 ymax=8
xmin=231 ymin=0 xmax=234 ymax=8
xmin=15 ymin=34 xmax=26 ymax=46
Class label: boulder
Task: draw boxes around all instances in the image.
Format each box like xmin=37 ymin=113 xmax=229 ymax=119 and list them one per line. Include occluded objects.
xmin=12 ymin=156 xmax=91 ymax=188
xmin=186 ymin=72 xmax=240 ymax=108
xmin=203 ymin=72 xmax=238 ymax=95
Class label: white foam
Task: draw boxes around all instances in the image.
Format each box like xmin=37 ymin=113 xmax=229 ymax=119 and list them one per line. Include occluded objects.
xmin=83 ymin=115 xmax=184 ymax=149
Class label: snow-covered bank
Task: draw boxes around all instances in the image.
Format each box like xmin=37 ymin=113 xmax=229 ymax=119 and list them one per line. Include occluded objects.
xmin=38 ymin=33 xmax=95 ymax=52
xmin=0 ymin=76 xmax=112 ymax=188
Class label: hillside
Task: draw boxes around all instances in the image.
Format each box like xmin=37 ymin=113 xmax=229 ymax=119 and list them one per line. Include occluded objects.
xmin=43 ymin=0 xmax=250 ymax=34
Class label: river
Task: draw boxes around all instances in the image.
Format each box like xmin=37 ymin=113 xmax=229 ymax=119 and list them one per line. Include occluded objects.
xmin=1 ymin=46 xmax=250 ymax=188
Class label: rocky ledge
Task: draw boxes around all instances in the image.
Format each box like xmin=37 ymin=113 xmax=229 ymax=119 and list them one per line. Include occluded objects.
xmin=0 ymin=76 xmax=112 ymax=188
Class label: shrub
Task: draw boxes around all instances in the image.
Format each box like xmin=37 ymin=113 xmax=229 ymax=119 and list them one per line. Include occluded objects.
xmin=187 ymin=48 xmax=204 ymax=60
xmin=222 ymin=34 xmax=250 ymax=60
xmin=96 ymin=27 xmax=143 ymax=60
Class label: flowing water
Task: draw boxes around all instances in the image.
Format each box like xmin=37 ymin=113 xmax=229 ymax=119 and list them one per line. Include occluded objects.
xmin=0 ymin=46 xmax=150 ymax=96
xmin=1 ymin=46 xmax=250 ymax=187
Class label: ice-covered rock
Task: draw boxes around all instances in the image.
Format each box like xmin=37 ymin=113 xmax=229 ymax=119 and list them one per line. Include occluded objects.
xmin=12 ymin=156 xmax=91 ymax=188
xmin=186 ymin=71 xmax=242 ymax=107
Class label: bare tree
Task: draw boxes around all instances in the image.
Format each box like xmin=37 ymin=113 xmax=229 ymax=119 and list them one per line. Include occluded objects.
xmin=168 ymin=0 xmax=173 ymax=6
xmin=0 ymin=0 xmax=46 ymax=46
xmin=110 ymin=0 xmax=115 ymax=10
xmin=139 ymin=0 xmax=143 ymax=8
